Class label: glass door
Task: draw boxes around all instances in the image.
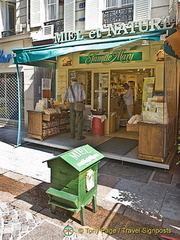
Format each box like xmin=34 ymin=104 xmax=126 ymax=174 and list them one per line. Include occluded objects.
xmin=93 ymin=72 xmax=109 ymax=112
xmin=92 ymin=71 xmax=110 ymax=134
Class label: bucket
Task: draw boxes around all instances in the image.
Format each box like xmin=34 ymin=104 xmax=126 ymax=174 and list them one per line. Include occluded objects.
xmin=92 ymin=117 xmax=104 ymax=136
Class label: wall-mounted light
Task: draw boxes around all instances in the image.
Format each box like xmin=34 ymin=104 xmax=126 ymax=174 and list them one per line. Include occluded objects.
xmin=142 ymin=40 xmax=149 ymax=45
xmin=130 ymin=46 xmax=137 ymax=50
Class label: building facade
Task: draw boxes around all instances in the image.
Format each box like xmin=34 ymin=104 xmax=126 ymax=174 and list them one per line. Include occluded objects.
xmin=0 ymin=0 xmax=179 ymax=128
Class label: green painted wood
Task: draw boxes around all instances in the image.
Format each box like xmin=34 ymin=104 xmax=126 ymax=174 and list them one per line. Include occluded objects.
xmin=46 ymin=187 xmax=78 ymax=201
xmin=44 ymin=145 xmax=104 ymax=221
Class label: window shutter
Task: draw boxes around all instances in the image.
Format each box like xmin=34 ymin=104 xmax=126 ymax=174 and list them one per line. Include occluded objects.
xmin=134 ymin=0 xmax=151 ymax=21
xmin=85 ymin=0 xmax=104 ymax=30
xmin=64 ymin=0 xmax=75 ymax=32
xmin=169 ymin=0 xmax=176 ymax=21
xmin=30 ymin=0 xmax=44 ymax=27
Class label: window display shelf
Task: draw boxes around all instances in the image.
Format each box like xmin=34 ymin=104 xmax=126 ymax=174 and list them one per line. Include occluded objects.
xmin=28 ymin=110 xmax=70 ymax=140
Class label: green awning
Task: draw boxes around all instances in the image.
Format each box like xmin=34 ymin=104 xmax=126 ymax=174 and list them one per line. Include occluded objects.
xmin=13 ymin=32 xmax=163 ymax=68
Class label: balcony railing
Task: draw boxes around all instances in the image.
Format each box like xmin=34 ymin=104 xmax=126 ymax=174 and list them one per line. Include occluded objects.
xmin=44 ymin=19 xmax=64 ymax=33
xmin=102 ymin=5 xmax=133 ymax=26
xmin=2 ymin=30 xmax=15 ymax=38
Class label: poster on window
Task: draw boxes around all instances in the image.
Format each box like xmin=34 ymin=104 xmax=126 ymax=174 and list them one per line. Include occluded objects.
xmin=42 ymin=78 xmax=51 ymax=90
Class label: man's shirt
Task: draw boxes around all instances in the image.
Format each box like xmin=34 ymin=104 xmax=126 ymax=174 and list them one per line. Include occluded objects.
xmin=64 ymin=83 xmax=86 ymax=102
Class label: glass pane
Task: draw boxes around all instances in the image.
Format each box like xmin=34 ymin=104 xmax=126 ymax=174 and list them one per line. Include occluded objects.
xmin=94 ymin=73 xmax=108 ymax=112
xmin=8 ymin=5 xmax=15 ymax=30
xmin=48 ymin=0 xmax=55 ymax=4
xmin=48 ymin=5 xmax=56 ymax=20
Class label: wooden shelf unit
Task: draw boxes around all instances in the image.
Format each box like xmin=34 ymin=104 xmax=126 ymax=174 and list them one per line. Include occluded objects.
xmin=28 ymin=110 xmax=70 ymax=140
xmin=138 ymin=122 xmax=167 ymax=163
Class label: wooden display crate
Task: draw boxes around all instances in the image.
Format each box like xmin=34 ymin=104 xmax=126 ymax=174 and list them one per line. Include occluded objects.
xmin=126 ymin=123 xmax=139 ymax=132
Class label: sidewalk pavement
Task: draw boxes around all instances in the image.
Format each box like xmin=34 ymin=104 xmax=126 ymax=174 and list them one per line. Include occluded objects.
xmin=0 ymin=125 xmax=180 ymax=240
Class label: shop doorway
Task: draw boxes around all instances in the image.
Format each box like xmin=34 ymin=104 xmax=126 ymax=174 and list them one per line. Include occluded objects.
xmin=110 ymin=68 xmax=154 ymax=138
xmin=69 ymin=70 xmax=92 ymax=105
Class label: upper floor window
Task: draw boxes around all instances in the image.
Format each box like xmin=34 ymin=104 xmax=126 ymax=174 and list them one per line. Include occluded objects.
xmin=47 ymin=0 xmax=57 ymax=20
xmin=106 ymin=0 xmax=118 ymax=9
xmin=121 ymin=0 xmax=134 ymax=6
xmin=2 ymin=2 xmax=15 ymax=32
xmin=106 ymin=0 xmax=133 ymax=9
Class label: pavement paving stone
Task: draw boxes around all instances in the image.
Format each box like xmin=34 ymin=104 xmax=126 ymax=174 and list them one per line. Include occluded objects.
xmin=171 ymin=173 xmax=180 ymax=186
xmin=152 ymin=171 xmax=173 ymax=184
xmin=104 ymin=179 xmax=144 ymax=206
xmin=0 ymin=168 xmax=8 ymax=175
xmin=20 ymin=221 xmax=65 ymax=240
xmin=123 ymin=206 xmax=162 ymax=226
xmin=97 ymin=185 xmax=113 ymax=199
xmin=3 ymin=172 xmax=24 ymax=181
xmin=104 ymin=179 xmax=179 ymax=220
xmin=98 ymin=174 xmax=121 ymax=188
xmin=19 ymin=176 xmax=42 ymax=185
xmin=0 ymin=191 xmax=15 ymax=203
xmin=162 ymin=217 xmax=180 ymax=235
xmin=99 ymin=160 xmax=153 ymax=183
xmin=97 ymin=199 xmax=126 ymax=215
xmin=135 ymin=182 xmax=168 ymax=216
xmin=36 ymin=208 xmax=69 ymax=225
xmin=11 ymin=199 xmax=43 ymax=215
xmin=159 ymin=192 xmax=180 ymax=221
xmin=0 ymin=200 xmax=43 ymax=240
xmin=37 ymin=182 xmax=50 ymax=191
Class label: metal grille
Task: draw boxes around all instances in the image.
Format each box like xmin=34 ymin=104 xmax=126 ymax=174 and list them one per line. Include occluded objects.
xmin=102 ymin=5 xmax=133 ymax=26
xmin=0 ymin=72 xmax=24 ymax=125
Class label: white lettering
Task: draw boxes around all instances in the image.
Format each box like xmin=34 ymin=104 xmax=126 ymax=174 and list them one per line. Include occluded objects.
xmin=76 ymin=30 xmax=84 ymax=40
xmin=69 ymin=148 xmax=91 ymax=160
xmin=149 ymin=18 xmax=161 ymax=31
xmin=55 ymin=16 xmax=174 ymax=43
xmin=77 ymin=154 xmax=99 ymax=167
xmin=117 ymin=23 xmax=128 ymax=35
xmin=89 ymin=30 xmax=96 ymax=39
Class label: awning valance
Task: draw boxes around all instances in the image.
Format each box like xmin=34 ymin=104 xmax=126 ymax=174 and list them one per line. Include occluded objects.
xmin=164 ymin=23 xmax=180 ymax=59
xmin=13 ymin=32 xmax=163 ymax=68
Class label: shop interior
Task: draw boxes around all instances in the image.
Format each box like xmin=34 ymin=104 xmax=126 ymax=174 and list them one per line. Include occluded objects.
xmin=73 ymin=68 xmax=153 ymax=139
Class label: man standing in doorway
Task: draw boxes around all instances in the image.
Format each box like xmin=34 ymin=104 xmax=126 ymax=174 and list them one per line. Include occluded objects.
xmin=63 ymin=78 xmax=86 ymax=140
xmin=123 ymin=83 xmax=133 ymax=120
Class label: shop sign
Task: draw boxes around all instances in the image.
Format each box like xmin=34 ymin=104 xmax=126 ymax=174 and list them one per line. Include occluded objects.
xmin=0 ymin=50 xmax=13 ymax=63
xmin=60 ymin=144 xmax=104 ymax=172
xmin=55 ymin=16 xmax=174 ymax=43
xmin=79 ymin=49 xmax=142 ymax=64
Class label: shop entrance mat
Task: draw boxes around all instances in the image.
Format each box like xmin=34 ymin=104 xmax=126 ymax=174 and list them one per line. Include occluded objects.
xmin=95 ymin=137 xmax=138 ymax=156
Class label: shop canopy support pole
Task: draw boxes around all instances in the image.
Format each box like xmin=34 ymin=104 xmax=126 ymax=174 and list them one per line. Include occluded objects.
xmin=16 ymin=63 xmax=21 ymax=146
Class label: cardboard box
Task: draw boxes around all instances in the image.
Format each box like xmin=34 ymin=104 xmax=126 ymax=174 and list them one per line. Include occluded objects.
xmin=126 ymin=123 xmax=139 ymax=132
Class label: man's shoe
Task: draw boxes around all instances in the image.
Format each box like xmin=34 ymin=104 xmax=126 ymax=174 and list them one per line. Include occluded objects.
xmin=76 ymin=136 xmax=85 ymax=140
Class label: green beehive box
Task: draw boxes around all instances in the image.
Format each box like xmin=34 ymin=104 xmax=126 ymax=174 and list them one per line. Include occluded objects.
xmin=43 ymin=144 xmax=104 ymax=225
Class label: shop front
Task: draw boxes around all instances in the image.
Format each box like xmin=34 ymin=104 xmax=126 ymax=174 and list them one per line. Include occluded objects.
xmin=0 ymin=35 xmax=33 ymax=126
xmin=13 ymin=18 xmax=179 ymax=168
